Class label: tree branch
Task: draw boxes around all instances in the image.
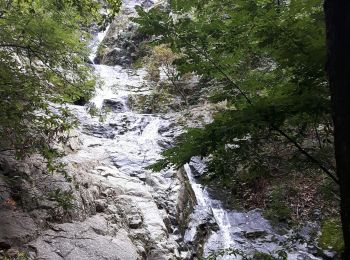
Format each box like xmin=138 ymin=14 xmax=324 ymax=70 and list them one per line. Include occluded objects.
xmin=172 ymin=31 xmax=339 ymax=184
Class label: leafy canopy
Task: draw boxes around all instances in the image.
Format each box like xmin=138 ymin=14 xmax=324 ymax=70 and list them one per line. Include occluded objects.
xmin=0 ymin=0 xmax=120 ymax=165
xmin=136 ymin=0 xmax=335 ymax=184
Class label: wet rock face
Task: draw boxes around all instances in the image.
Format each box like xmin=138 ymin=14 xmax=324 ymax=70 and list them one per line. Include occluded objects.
xmin=0 ymin=1 xmax=327 ymax=259
xmin=94 ymin=12 xmax=149 ymax=67
xmin=0 ymin=120 xmax=182 ymax=259
xmin=103 ymin=98 xmax=127 ymax=112
xmin=141 ymin=0 xmax=154 ymax=8
xmin=0 ymin=209 xmax=38 ymax=248
xmin=180 ymin=161 xmax=325 ymax=259
xmin=82 ymin=124 xmax=116 ymax=139
xmin=0 ymin=2 xmax=183 ymax=259
xmin=30 ymin=216 xmax=142 ymax=260
xmin=31 ymin=216 xmax=140 ymax=260
xmin=189 ymin=156 xmax=206 ymax=178
xmin=94 ymin=0 xmax=167 ymax=67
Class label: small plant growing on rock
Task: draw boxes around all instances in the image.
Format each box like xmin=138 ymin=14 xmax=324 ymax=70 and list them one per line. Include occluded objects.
xmin=264 ymin=185 xmax=293 ymax=225
xmin=144 ymin=44 xmax=190 ymax=106
xmin=1 ymin=250 xmax=29 ymax=260
xmin=48 ymin=189 xmax=75 ymax=211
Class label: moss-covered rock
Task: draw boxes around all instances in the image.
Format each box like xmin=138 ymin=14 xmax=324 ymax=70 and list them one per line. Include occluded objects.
xmin=318 ymin=218 xmax=344 ymax=254
xmin=129 ymin=88 xmax=183 ymax=113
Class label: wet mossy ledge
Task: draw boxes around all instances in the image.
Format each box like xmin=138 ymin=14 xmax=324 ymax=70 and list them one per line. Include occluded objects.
xmin=318 ymin=218 xmax=344 ymax=255
xmin=176 ymin=167 xmax=197 ymax=237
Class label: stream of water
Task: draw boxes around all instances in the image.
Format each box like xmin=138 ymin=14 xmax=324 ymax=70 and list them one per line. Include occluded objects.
xmin=184 ymin=158 xmax=322 ymax=259
xmin=69 ymin=1 xmax=324 ymax=258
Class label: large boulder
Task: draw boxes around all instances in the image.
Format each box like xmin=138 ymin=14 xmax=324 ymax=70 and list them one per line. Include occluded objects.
xmin=30 ymin=215 xmax=141 ymax=260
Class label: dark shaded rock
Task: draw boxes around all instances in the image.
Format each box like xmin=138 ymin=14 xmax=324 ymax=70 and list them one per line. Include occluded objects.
xmin=94 ymin=15 xmax=151 ymax=67
xmin=158 ymin=125 xmax=170 ymax=134
xmin=0 ymin=241 xmax=11 ymax=250
xmin=157 ymin=140 xmax=172 ymax=149
xmin=129 ymin=216 xmax=142 ymax=229
xmin=73 ymin=97 xmax=88 ymax=106
xmin=86 ymin=57 xmax=93 ymax=64
xmin=93 ymin=55 xmax=101 ymax=64
xmin=243 ymin=230 xmax=268 ymax=240
xmin=141 ymin=0 xmax=154 ymax=8
xmin=103 ymin=99 xmax=126 ymax=112
xmin=189 ymin=157 xmax=206 ymax=177
xmin=95 ymin=201 xmax=107 ymax=213
xmin=0 ymin=209 xmax=38 ymax=247
xmin=82 ymin=124 xmax=116 ymax=139
xmin=158 ymin=123 xmax=176 ymax=134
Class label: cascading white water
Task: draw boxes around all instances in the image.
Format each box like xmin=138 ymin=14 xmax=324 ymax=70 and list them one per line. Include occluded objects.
xmin=83 ymin=61 xmax=166 ymax=173
xmin=184 ymin=163 xmax=237 ymax=259
xmin=184 ymin=158 xmax=322 ymax=259
xmin=64 ymin=3 xmax=184 ymax=257
xmin=66 ymin=1 xmax=325 ymax=258
xmin=89 ymin=25 xmax=110 ymax=63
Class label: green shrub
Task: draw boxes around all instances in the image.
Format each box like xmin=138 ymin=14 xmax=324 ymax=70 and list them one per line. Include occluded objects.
xmin=318 ymin=218 xmax=344 ymax=253
xmin=264 ymin=186 xmax=293 ymax=224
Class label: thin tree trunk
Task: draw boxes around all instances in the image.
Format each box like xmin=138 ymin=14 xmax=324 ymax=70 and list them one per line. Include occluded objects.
xmin=324 ymin=1 xmax=350 ymax=258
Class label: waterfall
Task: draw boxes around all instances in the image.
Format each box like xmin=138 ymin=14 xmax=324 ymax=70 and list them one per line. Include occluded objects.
xmin=66 ymin=1 xmax=324 ymax=259
xmin=184 ymin=162 xmax=236 ymax=259
xmin=183 ymin=158 xmax=321 ymax=259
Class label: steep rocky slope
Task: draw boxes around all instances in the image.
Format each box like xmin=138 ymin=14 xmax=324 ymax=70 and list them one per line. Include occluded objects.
xmin=0 ymin=1 xmax=334 ymax=259
xmin=0 ymin=1 xmax=186 ymax=259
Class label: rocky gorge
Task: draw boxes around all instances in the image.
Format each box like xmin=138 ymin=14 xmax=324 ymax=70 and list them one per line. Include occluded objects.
xmin=0 ymin=1 xmax=335 ymax=259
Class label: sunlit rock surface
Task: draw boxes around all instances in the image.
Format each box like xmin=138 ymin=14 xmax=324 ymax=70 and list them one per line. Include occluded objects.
xmin=0 ymin=0 xmax=329 ymax=259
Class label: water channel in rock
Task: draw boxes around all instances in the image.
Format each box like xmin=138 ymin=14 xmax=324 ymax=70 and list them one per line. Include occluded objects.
xmin=68 ymin=1 xmax=324 ymax=258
